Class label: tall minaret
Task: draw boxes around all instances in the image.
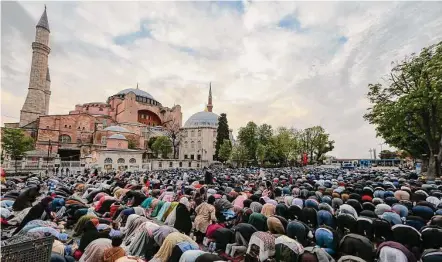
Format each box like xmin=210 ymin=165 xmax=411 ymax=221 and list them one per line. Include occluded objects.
xmin=206 ymin=82 xmax=213 ymax=112
xmin=20 ymin=6 xmax=51 ymax=127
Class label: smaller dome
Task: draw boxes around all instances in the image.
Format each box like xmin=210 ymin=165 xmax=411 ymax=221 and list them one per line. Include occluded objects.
xmin=108 ymin=134 xmax=127 ymax=140
xmin=184 ymin=111 xmax=219 ymax=128
xmin=103 ymin=126 xmax=132 ymax=133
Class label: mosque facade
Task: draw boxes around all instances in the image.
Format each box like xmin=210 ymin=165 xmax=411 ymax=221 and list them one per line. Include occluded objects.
xmin=178 ymin=85 xmax=234 ymax=162
xmin=5 ymin=8 xmax=181 ymax=165
xmin=4 ymin=7 xmax=232 ymax=171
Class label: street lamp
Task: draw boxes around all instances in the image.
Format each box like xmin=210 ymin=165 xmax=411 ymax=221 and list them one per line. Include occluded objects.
xmin=46 ymin=140 xmax=52 ymax=178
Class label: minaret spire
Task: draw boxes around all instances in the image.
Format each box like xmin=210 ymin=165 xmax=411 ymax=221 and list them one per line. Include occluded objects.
xmin=20 ymin=6 xmax=51 ymax=127
xmin=207 ymin=82 xmax=213 ymax=112
xmin=37 ymin=5 xmax=50 ymax=32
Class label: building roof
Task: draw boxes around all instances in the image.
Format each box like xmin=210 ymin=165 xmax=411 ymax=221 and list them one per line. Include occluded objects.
xmin=116 ymin=88 xmax=156 ymax=100
xmin=37 ymin=6 xmax=50 ymax=32
xmin=184 ymin=111 xmax=219 ymax=128
xmin=103 ymin=126 xmax=132 ymax=133
xmin=108 ymin=134 xmax=127 ymax=140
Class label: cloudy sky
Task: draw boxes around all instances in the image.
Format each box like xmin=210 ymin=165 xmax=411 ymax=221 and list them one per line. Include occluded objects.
xmin=2 ymin=1 xmax=442 ymax=158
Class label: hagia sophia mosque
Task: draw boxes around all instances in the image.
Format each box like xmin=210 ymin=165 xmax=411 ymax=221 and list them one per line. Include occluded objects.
xmin=4 ymin=7 xmax=234 ymax=171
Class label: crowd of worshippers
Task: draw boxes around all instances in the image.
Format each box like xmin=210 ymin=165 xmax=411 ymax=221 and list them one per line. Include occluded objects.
xmin=1 ymin=167 xmax=442 ymax=262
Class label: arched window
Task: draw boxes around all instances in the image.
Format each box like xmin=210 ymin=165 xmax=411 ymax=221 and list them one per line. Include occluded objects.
xmin=101 ymin=136 xmax=107 ymax=145
xmin=179 ymin=162 xmax=182 ymax=167
xmin=198 ymin=130 xmax=202 ymax=137
xmin=184 ymin=141 xmax=188 ymax=148
xmin=191 ymin=141 xmax=195 ymax=149
xmin=117 ymin=158 xmax=125 ymax=164
xmin=197 ymin=141 xmax=202 ymax=149
xmin=104 ymin=158 xmax=112 ymax=164
xmin=59 ymin=135 xmax=71 ymax=144
xmin=129 ymin=158 xmax=136 ymax=164
xmin=191 ymin=130 xmax=195 ymax=137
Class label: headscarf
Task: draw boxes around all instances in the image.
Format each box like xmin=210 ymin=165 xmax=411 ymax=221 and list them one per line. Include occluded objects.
xmin=153 ymin=232 xmax=198 ymax=262
xmin=233 ymin=195 xmax=247 ymax=209
xmin=174 ymin=201 xmax=193 ymax=235
xmin=153 ymin=226 xmax=178 ymax=246
xmin=375 ymin=204 xmax=392 ymax=216
xmin=79 ymin=238 xmax=112 ymax=262
xmin=275 ymin=204 xmax=288 ymax=218
xmin=248 ymin=212 xmax=268 ymax=232
xmin=103 ymin=246 xmax=126 ymax=262
xmin=250 ymin=202 xmax=263 ymax=213
xmin=261 ymin=204 xmax=276 ymax=217
xmin=79 ymin=221 xmax=100 ymax=252
xmin=267 ymin=216 xmax=285 ymax=234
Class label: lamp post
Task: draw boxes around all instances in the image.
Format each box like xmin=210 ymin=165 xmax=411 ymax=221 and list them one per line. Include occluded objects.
xmin=46 ymin=140 xmax=52 ymax=178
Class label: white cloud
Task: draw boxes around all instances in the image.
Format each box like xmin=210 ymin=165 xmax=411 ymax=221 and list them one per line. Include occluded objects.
xmin=1 ymin=1 xmax=442 ymax=158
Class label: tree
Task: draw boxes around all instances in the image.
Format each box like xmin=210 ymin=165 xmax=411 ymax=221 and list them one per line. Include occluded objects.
xmin=162 ymin=115 xmax=183 ymax=159
xmin=379 ymin=150 xmax=398 ymax=159
xmin=230 ymin=143 xmax=249 ymax=167
xmin=151 ymin=136 xmax=172 ymax=158
xmin=147 ymin=137 xmax=157 ymax=150
xmin=314 ymin=132 xmax=335 ymax=163
xmin=299 ymin=126 xmax=334 ymax=164
xmin=274 ymin=127 xmax=297 ymax=166
xmin=218 ymin=139 xmax=232 ymax=163
xmin=237 ymin=121 xmax=259 ymax=162
xmin=364 ymin=41 xmax=442 ymax=177
xmin=256 ymin=143 xmax=266 ymax=166
xmin=128 ymin=137 xmax=137 ymax=149
xmin=1 ymin=128 xmax=34 ymax=174
xmin=215 ymin=113 xmax=230 ymax=160
xmin=258 ymin=124 xmax=273 ymax=145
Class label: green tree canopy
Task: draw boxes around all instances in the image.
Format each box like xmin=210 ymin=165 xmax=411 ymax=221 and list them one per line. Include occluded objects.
xmin=230 ymin=143 xmax=249 ymax=167
xmin=299 ymin=126 xmax=335 ymax=164
xmin=218 ymin=139 xmax=232 ymax=163
xmin=237 ymin=121 xmax=258 ymax=162
xmin=215 ymin=113 xmax=230 ymax=160
xmin=258 ymin=124 xmax=273 ymax=145
xmin=256 ymin=143 xmax=266 ymax=166
xmin=364 ymin=41 xmax=442 ymax=176
xmin=151 ymin=136 xmax=172 ymax=158
xmin=379 ymin=150 xmax=398 ymax=159
xmin=147 ymin=137 xmax=157 ymax=150
xmin=1 ymin=128 xmax=34 ymax=173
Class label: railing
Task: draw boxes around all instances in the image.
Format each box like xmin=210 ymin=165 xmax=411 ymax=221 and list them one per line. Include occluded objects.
xmin=2 ymin=160 xmax=84 ymax=173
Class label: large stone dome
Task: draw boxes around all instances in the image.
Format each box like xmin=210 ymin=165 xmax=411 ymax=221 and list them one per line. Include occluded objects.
xmin=184 ymin=111 xmax=219 ymax=128
xmin=116 ymin=88 xmax=155 ymax=100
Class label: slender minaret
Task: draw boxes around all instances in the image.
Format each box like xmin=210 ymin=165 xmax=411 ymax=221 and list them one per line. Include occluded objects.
xmin=206 ymin=82 xmax=213 ymax=112
xmin=20 ymin=6 xmax=51 ymax=127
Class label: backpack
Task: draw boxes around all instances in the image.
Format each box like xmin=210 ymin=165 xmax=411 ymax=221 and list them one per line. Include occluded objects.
xmin=356 ymin=217 xmax=374 ymax=240
xmin=336 ymin=213 xmax=357 ymax=237
xmin=301 ymin=207 xmax=318 ymax=229
xmin=421 ymin=249 xmax=442 ymax=262
xmin=339 ymin=233 xmax=375 ymax=262
xmin=420 ymin=225 xmax=442 ymax=249
xmin=373 ymin=218 xmax=392 ymax=243
xmin=391 ymin=224 xmax=422 ymax=250
xmin=300 ymin=246 xmax=335 ymax=262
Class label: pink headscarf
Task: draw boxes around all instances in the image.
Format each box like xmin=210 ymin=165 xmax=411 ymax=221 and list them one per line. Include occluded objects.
xmin=233 ymin=195 xmax=247 ymax=209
